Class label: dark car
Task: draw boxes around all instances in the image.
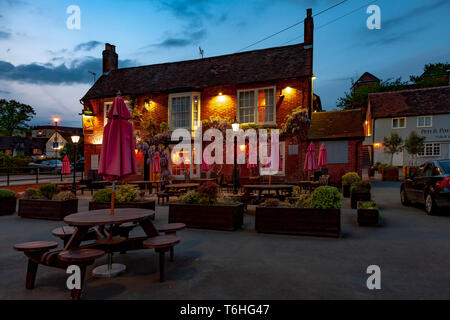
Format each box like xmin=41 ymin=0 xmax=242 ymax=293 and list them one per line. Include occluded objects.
xmin=28 ymin=160 xmax=73 ymax=174
xmin=400 ymin=160 xmax=450 ymax=215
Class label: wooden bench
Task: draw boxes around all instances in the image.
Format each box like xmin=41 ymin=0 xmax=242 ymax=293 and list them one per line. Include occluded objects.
xmin=13 ymin=241 xmax=59 ymax=290
xmin=143 ymin=235 xmax=180 ymax=282
xmin=58 ymin=249 xmax=105 ymax=300
xmin=52 ymin=226 xmax=97 ymax=246
xmin=157 ymin=190 xmax=181 ymax=205
xmin=157 ymin=223 xmax=186 ymax=261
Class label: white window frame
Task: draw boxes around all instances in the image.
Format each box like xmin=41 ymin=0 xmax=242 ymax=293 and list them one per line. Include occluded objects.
xmin=168 ymin=92 xmax=201 ymax=131
xmin=169 ymin=145 xmax=200 ymax=180
xmin=104 ymin=100 xmax=132 ymax=126
xmin=417 ymin=116 xmax=432 ymax=128
xmin=418 ymin=143 xmax=441 ymax=157
xmin=237 ymin=86 xmax=276 ymax=125
xmin=392 ymin=117 xmax=406 ymax=129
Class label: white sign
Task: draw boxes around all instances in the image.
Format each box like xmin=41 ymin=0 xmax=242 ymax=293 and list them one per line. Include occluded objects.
xmin=91 ymin=154 xmax=99 ymax=170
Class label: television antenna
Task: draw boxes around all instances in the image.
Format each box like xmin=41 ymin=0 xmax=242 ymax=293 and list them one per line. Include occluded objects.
xmin=199 ymin=47 xmax=204 ymax=59
xmin=88 ymin=71 xmax=97 ymax=83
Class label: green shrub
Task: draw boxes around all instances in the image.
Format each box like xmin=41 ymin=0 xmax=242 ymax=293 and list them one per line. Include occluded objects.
xmin=39 ymin=184 xmax=59 ymax=200
xmin=179 ymin=190 xmax=200 ymax=204
xmin=285 ymin=194 xmax=310 ymax=208
xmin=351 ymin=180 xmax=372 ymax=193
xmin=260 ymin=198 xmax=282 ymax=207
xmin=52 ymin=191 xmax=77 ymax=201
xmin=23 ymin=188 xmax=43 ymax=200
xmin=0 ymin=189 xmax=15 ymax=198
xmin=342 ymin=172 xmax=361 ymax=185
xmin=308 ymin=186 xmax=342 ymax=209
xmin=358 ymin=201 xmax=378 ymax=209
xmin=115 ymin=184 xmax=139 ymax=203
xmin=92 ymin=189 xmax=112 ymax=202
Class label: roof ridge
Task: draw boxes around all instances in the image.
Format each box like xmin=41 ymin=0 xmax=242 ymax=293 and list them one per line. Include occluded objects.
xmin=369 ymin=85 xmax=450 ymax=96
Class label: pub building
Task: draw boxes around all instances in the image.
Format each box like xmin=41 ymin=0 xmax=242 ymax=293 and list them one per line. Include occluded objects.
xmin=80 ymin=9 xmax=364 ymax=186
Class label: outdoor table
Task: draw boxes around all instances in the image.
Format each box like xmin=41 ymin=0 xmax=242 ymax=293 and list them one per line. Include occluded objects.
xmin=190 ymin=178 xmax=216 ymax=184
xmin=128 ymin=180 xmax=153 ymax=193
xmin=242 ymin=184 xmax=294 ymax=200
xmin=63 ymin=208 xmax=158 ymax=251
xmin=298 ymin=181 xmax=320 ymax=192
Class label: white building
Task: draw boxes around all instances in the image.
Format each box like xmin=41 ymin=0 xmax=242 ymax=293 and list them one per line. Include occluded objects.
xmin=45 ymin=132 xmax=67 ymax=158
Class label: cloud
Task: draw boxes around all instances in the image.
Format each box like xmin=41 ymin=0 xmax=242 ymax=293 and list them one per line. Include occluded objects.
xmin=362 ymin=26 xmax=425 ymax=47
xmin=150 ymin=28 xmax=207 ymax=48
xmin=0 ymin=57 xmax=136 ymax=85
xmin=0 ymin=89 xmax=11 ymax=95
xmin=0 ymin=31 xmax=11 ymax=39
xmin=74 ymin=41 xmax=103 ymax=52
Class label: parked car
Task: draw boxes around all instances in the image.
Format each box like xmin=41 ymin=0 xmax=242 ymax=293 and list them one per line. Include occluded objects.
xmin=400 ymin=160 xmax=450 ymax=215
xmin=28 ymin=160 xmax=72 ymax=174
xmin=75 ymin=157 xmax=84 ymax=171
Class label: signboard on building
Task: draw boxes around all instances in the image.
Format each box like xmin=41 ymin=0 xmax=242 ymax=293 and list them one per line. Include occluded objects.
xmin=91 ymin=154 xmax=99 ymax=170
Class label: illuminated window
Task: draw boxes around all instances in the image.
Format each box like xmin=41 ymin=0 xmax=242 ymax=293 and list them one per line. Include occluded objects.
xmin=104 ymin=100 xmax=131 ymax=125
xmin=417 ymin=116 xmax=432 ymax=128
xmin=168 ymin=92 xmax=201 ymax=131
xmin=33 ymin=149 xmax=41 ymax=155
xmin=238 ymin=87 xmax=276 ymax=124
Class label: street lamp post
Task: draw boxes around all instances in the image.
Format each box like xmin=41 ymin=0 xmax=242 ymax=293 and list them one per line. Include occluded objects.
xmin=71 ymin=135 xmax=80 ymax=195
xmin=232 ymin=117 xmax=240 ymax=194
xmin=52 ymin=117 xmax=60 ymax=174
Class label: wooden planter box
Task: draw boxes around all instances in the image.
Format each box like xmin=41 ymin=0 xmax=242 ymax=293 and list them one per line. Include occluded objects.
xmin=255 ymin=207 xmax=340 ymax=238
xmin=169 ymin=203 xmax=244 ymax=231
xmin=357 ymin=208 xmax=379 ymax=226
xmin=89 ymin=200 xmax=155 ymax=211
xmin=0 ymin=198 xmax=16 ymax=215
xmin=382 ymin=168 xmax=399 ymax=181
xmin=342 ymin=184 xmax=351 ymax=198
xmin=18 ymin=199 xmax=78 ymax=220
xmin=350 ymin=191 xmax=371 ymax=209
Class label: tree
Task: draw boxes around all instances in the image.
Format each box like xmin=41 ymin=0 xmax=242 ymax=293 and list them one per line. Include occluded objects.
xmin=404 ymin=131 xmax=425 ymax=167
xmin=0 ymin=99 xmax=36 ymax=136
xmin=61 ymin=138 xmax=84 ymax=162
xmin=410 ymin=63 xmax=450 ymax=87
xmin=383 ymin=132 xmax=403 ymax=166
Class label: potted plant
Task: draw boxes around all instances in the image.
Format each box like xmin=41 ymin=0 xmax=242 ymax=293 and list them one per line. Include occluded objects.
xmin=169 ymin=182 xmax=244 ymax=231
xmin=255 ymin=186 xmax=342 ymax=238
xmin=89 ymin=184 xmax=155 ymax=211
xmin=341 ymin=172 xmax=360 ymax=198
xmin=357 ymin=201 xmax=379 ymax=226
xmin=350 ymin=180 xmax=371 ymax=209
xmin=18 ymin=184 xmax=78 ymax=220
xmin=0 ymin=189 xmax=17 ymax=215
xmin=382 ymin=165 xmax=399 ymax=181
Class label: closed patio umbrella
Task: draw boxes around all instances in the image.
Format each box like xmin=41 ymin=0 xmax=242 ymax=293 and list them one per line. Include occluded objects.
xmin=61 ymin=155 xmax=71 ymax=175
xmin=153 ymin=151 xmax=161 ymax=174
xmin=318 ymin=143 xmax=328 ymax=168
xmin=304 ymin=142 xmax=317 ymax=180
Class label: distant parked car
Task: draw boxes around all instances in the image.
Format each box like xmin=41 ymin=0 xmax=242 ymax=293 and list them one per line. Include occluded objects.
xmin=400 ymin=160 xmax=450 ymax=215
xmin=75 ymin=157 xmax=84 ymax=171
xmin=28 ymin=160 xmax=73 ymax=174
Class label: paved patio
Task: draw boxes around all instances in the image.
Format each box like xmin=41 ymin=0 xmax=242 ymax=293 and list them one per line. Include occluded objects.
xmin=1 ymin=181 xmax=449 ymax=300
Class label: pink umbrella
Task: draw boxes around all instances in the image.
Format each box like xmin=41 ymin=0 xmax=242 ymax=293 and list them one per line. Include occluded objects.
xmin=153 ymin=152 xmax=161 ymax=173
xmin=304 ymin=142 xmax=318 ymax=179
xmin=61 ymin=155 xmax=71 ymax=175
xmin=98 ymin=95 xmax=137 ymax=215
xmin=202 ymin=153 xmax=211 ymax=171
xmin=318 ymin=143 xmax=328 ymax=168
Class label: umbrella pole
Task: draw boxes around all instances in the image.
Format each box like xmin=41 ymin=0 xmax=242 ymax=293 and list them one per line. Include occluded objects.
xmin=110 ymin=180 xmax=116 ymax=215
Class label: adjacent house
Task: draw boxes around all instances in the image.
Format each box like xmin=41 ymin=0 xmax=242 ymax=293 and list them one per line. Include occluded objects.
xmin=0 ymin=136 xmax=45 ymax=158
xmin=32 ymin=126 xmax=83 ymax=158
xmin=365 ymin=85 xmax=450 ymax=166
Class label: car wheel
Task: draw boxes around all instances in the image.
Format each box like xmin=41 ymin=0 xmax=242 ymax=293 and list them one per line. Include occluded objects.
xmin=425 ymin=193 xmax=436 ymax=215
xmin=400 ymin=187 xmax=411 ymax=206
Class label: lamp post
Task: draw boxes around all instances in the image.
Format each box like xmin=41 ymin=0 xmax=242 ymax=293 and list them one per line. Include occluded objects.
xmin=232 ymin=117 xmax=240 ymax=194
xmin=52 ymin=117 xmax=60 ymax=173
xmin=71 ymin=135 xmax=80 ymax=195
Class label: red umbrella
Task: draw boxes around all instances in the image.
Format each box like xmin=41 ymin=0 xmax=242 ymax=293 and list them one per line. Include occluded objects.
xmin=61 ymin=155 xmax=71 ymax=175
xmin=304 ymin=142 xmax=318 ymax=179
xmin=202 ymin=152 xmax=211 ymax=171
xmin=98 ymin=95 xmax=137 ymax=215
xmin=318 ymin=143 xmax=328 ymax=168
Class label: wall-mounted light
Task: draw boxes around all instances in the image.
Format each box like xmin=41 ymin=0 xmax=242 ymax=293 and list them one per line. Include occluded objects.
xmin=232 ymin=117 xmax=239 ymax=132
xmin=312 ymin=75 xmax=317 ymax=80
xmin=218 ymin=92 xmax=226 ymax=102
xmin=285 ymin=87 xmax=292 ymax=94
xmin=373 ymin=142 xmax=382 ymax=148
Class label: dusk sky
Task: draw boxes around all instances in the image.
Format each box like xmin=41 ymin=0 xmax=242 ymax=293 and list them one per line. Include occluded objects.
xmin=0 ymin=0 xmax=449 ymax=128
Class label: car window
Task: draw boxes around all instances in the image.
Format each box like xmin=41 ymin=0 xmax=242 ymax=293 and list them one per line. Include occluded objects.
xmin=422 ymin=165 xmax=432 ymax=177
xmin=438 ymin=161 xmax=450 ymax=174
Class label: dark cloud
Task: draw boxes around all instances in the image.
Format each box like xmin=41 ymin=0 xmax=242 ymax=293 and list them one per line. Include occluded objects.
xmin=0 ymin=89 xmax=11 ymax=95
xmin=74 ymin=41 xmax=103 ymax=52
xmin=151 ymin=29 xmax=207 ymax=48
xmin=362 ymin=26 xmax=425 ymax=47
xmin=0 ymin=31 xmax=11 ymax=39
xmin=0 ymin=57 xmax=136 ymax=84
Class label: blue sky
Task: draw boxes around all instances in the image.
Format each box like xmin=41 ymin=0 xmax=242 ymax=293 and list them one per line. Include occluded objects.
xmin=0 ymin=0 xmax=449 ymax=127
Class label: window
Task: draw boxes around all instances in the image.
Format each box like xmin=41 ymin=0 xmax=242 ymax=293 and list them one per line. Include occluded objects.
xmin=104 ymin=100 xmax=131 ymax=125
xmin=169 ymin=92 xmax=201 ymax=131
xmin=321 ymin=141 xmax=348 ymax=164
xmin=417 ymin=116 xmax=432 ymax=127
xmin=33 ymin=149 xmax=41 ymax=155
xmin=392 ymin=117 xmax=406 ymax=129
xmin=418 ymin=143 xmax=440 ymax=157
xmin=238 ymin=87 xmax=276 ymax=124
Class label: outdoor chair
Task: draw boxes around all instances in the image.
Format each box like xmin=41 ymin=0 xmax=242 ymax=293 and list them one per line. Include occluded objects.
xmin=318 ymin=175 xmax=330 ymax=186
xmin=143 ymin=235 xmax=180 ymax=282
xmin=157 ymin=223 xmax=186 ymax=261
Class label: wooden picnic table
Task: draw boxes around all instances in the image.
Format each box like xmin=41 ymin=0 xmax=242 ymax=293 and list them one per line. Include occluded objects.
xmin=190 ymin=178 xmax=216 ymax=184
xmin=243 ymin=184 xmax=295 ymax=200
xmin=128 ymin=180 xmax=162 ymax=193
xmin=165 ymin=183 xmax=199 ymax=192
xmin=298 ymin=180 xmax=320 ymax=192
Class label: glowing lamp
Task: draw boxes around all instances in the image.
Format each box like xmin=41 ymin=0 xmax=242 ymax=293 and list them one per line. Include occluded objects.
xmin=232 ymin=117 xmax=239 ymax=132
xmin=373 ymin=142 xmax=382 ymax=148
xmin=71 ymin=135 xmax=80 ymax=144
xmin=285 ymin=87 xmax=292 ymax=94
xmin=53 ymin=117 xmax=60 ymax=124
xmin=239 ymin=144 xmax=246 ymax=152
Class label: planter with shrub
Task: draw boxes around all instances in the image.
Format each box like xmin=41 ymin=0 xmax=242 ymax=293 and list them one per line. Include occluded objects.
xmin=255 ymin=186 xmax=342 ymax=237
xmin=18 ymin=184 xmax=78 ymax=220
xmin=357 ymin=201 xmax=379 ymax=226
xmin=341 ymin=172 xmax=360 ymax=198
xmin=382 ymin=166 xmax=399 ymax=181
xmin=0 ymin=189 xmax=17 ymax=215
xmin=169 ymin=182 xmax=244 ymax=231
xmin=89 ymin=185 xmax=155 ymax=212
xmin=350 ymin=180 xmax=371 ymax=209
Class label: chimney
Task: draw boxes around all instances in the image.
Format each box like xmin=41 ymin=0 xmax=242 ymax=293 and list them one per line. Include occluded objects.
xmin=102 ymin=43 xmax=118 ymax=74
xmin=304 ymin=9 xmax=314 ymax=118
xmin=304 ymin=8 xmax=314 ymax=47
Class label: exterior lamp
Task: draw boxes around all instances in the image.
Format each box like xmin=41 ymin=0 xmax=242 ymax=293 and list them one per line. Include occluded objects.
xmin=232 ymin=117 xmax=239 ymax=194
xmin=70 ymin=134 xmax=80 ymax=195
xmin=239 ymin=144 xmax=246 ymax=152
xmin=232 ymin=118 xmax=240 ymax=132
xmin=53 ymin=117 xmax=60 ymax=172
xmin=218 ymin=92 xmax=226 ymax=102
xmin=285 ymin=87 xmax=292 ymax=94
xmin=312 ymin=75 xmax=317 ymax=80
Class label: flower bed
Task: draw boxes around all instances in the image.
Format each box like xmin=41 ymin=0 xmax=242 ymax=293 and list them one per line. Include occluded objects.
xmin=255 ymin=186 xmax=342 ymax=237
xmin=0 ymin=189 xmax=17 ymax=215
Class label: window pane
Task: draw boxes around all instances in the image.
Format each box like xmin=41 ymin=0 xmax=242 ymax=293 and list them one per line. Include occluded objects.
xmin=238 ymin=91 xmax=255 ymax=123
xmin=393 ymin=119 xmax=398 ymax=128
xmin=418 ymin=117 xmax=424 ymax=126
xmin=425 ymin=117 xmax=431 ymax=126
xmin=399 ymin=118 xmax=405 ymax=127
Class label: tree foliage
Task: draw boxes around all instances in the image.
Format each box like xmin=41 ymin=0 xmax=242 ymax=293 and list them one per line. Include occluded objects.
xmin=0 ymin=99 xmax=36 ymax=136
xmin=410 ymin=63 xmax=450 ymax=87
xmin=383 ymin=132 xmax=403 ymax=165
xmin=404 ymin=131 xmax=425 ymax=166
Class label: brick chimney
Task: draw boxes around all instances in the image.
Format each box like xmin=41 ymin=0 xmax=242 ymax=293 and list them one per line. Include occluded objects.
xmin=102 ymin=43 xmax=118 ymax=74
xmin=304 ymin=9 xmax=314 ymax=118
xmin=304 ymin=8 xmax=314 ymax=47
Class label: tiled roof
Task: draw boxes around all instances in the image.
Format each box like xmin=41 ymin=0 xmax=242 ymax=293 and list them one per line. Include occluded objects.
xmin=82 ymin=44 xmax=310 ymax=100
xmin=308 ymin=110 xmax=364 ymax=140
xmin=355 ymin=72 xmax=380 ymax=84
xmin=369 ymin=85 xmax=450 ymax=118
